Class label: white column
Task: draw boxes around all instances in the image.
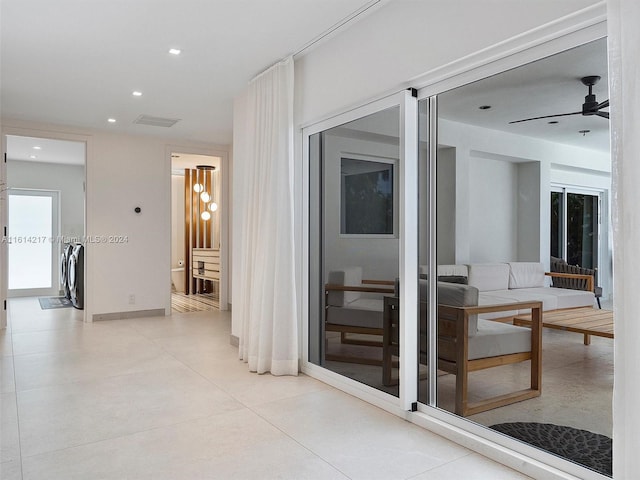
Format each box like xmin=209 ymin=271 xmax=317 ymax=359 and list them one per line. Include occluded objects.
xmin=608 ymin=0 xmax=640 ymax=477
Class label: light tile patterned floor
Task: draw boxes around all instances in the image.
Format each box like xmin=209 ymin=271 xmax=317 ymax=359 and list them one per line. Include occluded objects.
xmin=171 ymin=292 xmax=219 ymax=313
xmin=0 ymin=297 xmax=530 ymax=480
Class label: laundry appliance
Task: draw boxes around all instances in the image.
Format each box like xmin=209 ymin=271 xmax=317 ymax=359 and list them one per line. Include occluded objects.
xmin=60 ymin=243 xmax=73 ymax=299
xmin=68 ymin=243 xmax=84 ymax=309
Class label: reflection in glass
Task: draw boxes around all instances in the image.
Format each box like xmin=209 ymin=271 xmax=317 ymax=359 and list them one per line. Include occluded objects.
xmin=424 ymin=38 xmax=612 ymax=476
xmin=309 ymin=106 xmax=400 ymax=396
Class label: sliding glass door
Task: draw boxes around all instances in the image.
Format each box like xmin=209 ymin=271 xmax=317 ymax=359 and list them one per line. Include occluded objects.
xmin=307 ymin=91 xmax=417 ymax=407
xmin=551 ymin=187 xmax=600 ymax=270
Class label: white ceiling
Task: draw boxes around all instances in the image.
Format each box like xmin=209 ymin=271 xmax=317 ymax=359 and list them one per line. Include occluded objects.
xmin=1 ymin=2 xmax=609 ymax=153
xmin=1 ymin=0 xmax=380 ymax=145
xmin=6 ymin=135 xmax=85 ymax=165
xmin=438 ymin=38 xmax=610 ymax=152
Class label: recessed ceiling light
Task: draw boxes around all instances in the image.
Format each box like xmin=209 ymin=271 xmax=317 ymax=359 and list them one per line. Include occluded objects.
xmin=548 ymin=121 xmax=559 ymax=124
xmin=169 ymin=48 xmax=181 ymax=55
xmin=108 ymin=118 xmax=117 ymax=123
xmin=33 ymin=146 xmax=42 ymax=150
xmin=132 ymin=91 xmax=142 ymax=97
xmin=479 ymin=105 xmax=492 ymax=110
xmin=29 ymin=155 xmax=37 ymax=159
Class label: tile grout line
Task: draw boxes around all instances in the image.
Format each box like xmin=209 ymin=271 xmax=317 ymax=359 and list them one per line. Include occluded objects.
xmin=135 ymin=315 xmax=353 ymax=479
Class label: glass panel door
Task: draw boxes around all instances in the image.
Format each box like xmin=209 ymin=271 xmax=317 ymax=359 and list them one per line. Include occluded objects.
xmin=8 ymin=190 xmax=59 ymax=296
xmin=307 ymin=91 xmax=418 ymax=406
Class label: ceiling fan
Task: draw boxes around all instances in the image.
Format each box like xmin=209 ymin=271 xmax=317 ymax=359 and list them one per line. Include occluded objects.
xmin=509 ymin=75 xmax=609 ymax=124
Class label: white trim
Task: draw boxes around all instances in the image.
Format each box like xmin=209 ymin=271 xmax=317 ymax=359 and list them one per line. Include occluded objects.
xmin=398 ymin=90 xmax=418 ymax=409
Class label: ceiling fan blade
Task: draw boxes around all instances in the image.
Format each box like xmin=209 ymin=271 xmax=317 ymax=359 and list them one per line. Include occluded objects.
xmin=509 ymin=111 xmax=582 ymax=124
xmin=596 ymin=111 xmax=610 ymax=119
xmin=597 ymin=99 xmax=609 ymax=109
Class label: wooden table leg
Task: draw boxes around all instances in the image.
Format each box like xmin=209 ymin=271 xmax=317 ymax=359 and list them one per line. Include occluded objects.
xmin=584 ymin=333 xmax=591 ymax=345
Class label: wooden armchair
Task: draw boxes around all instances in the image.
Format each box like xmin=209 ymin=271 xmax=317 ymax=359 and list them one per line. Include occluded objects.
xmin=383 ymin=281 xmax=542 ymax=417
xmin=324 ymin=267 xmax=395 ymax=365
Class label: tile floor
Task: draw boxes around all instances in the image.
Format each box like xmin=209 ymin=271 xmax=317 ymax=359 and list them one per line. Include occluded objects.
xmin=0 ymin=297 xmax=531 ymax=480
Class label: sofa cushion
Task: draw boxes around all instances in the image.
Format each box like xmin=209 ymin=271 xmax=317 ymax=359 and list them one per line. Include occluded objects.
xmin=327 ymin=267 xmax=362 ymax=307
xmin=326 ymin=298 xmax=384 ymax=329
xmin=508 ymin=262 xmax=546 ymax=289
xmin=467 ymin=263 xmax=510 ymax=292
xmin=545 ymin=287 xmax=595 ymax=309
xmin=468 ymin=319 xmax=531 ymax=360
xmin=487 ymin=288 xmax=558 ymax=312
xmin=438 ymin=281 xmax=479 ymax=336
xmin=437 ymin=264 xmax=469 ymax=278
xmin=477 ymin=293 xmax=521 ymax=320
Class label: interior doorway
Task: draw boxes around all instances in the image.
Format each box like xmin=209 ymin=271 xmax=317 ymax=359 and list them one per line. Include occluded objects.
xmin=3 ymin=134 xmax=86 ymax=324
xmin=170 ymin=152 xmax=222 ymax=313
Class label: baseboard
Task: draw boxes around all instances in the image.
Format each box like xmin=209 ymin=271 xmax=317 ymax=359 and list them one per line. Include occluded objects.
xmin=92 ymin=308 xmax=165 ymax=321
xmin=230 ymin=334 xmax=239 ymax=347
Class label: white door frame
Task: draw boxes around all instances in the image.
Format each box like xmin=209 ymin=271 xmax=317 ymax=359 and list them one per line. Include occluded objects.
xmin=165 ymin=144 xmax=231 ymax=311
xmin=1 ymin=126 xmax=89 ymax=327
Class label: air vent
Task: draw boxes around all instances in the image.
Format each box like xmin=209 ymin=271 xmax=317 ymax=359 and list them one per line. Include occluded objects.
xmin=134 ymin=115 xmax=180 ymax=127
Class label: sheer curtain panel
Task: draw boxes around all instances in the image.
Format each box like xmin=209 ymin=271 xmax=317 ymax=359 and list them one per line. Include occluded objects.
xmin=235 ymin=57 xmax=298 ymax=375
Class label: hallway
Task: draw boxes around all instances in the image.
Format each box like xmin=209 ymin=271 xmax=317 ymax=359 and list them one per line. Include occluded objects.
xmin=1 ymin=298 xmax=528 ymax=479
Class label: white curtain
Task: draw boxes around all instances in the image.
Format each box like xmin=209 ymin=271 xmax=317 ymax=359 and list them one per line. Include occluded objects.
xmin=235 ymin=57 xmax=298 ymax=375
xmin=608 ymin=0 xmax=640 ymax=477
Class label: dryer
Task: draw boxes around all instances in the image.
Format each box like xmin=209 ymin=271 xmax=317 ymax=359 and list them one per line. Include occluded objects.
xmin=60 ymin=243 xmax=73 ymax=299
xmin=68 ymin=244 xmax=84 ymax=309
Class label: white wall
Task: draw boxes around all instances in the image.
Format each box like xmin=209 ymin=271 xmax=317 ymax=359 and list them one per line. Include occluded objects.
xmin=2 ymin=119 xmax=229 ymax=320
xmin=467 ymin=156 xmax=519 ymax=262
xmin=7 ymin=160 xmax=85 ymax=240
xmin=439 ymin=118 xmax=611 ymax=295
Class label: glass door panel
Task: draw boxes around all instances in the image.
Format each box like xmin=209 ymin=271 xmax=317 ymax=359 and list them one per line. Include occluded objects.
xmin=8 ymin=190 xmax=59 ymax=295
xmin=309 ymin=105 xmax=402 ymax=397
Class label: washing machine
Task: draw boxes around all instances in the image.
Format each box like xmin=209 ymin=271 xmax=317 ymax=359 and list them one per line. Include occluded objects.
xmin=68 ymin=244 xmax=84 ymax=309
xmin=60 ymin=243 xmax=73 ymax=299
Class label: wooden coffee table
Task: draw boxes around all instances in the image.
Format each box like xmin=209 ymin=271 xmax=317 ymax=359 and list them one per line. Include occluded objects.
xmin=513 ymin=307 xmax=613 ymax=345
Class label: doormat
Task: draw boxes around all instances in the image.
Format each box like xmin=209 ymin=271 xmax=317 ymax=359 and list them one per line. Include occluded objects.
xmin=38 ymin=296 xmax=73 ymax=309
xmin=490 ymin=422 xmax=611 ymax=476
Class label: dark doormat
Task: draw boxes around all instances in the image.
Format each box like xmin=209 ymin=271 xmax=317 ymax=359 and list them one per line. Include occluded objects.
xmin=38 ymin=296 xmax=73 ymax=309
xmin=490 ymin=422 xmax=612 ymax=477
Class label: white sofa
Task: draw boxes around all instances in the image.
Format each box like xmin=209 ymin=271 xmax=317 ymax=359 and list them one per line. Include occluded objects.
xmin=434 ymin=262 xmax=595 ymax=319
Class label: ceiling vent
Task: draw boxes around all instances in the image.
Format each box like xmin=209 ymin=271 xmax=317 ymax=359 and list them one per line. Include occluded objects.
xmin=134 ymin=115 xmax=181 ymax=127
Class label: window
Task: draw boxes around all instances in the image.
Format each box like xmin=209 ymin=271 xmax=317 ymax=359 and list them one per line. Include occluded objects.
xmin=550 ymin=188 xmax=600 ymax=269
xmin=340 ymin=156 xmax=395 ymax=236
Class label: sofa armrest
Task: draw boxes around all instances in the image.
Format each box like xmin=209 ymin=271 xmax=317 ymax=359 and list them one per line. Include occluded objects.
xmin=545 ymin=271 xmax=594 ymax=292
xmin=325 ymin=284 xmax=395 ymax=294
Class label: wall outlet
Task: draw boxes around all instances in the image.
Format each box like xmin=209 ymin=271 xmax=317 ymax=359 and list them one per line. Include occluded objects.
xmin=128 ymin=294 xmax=135 ymax=305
